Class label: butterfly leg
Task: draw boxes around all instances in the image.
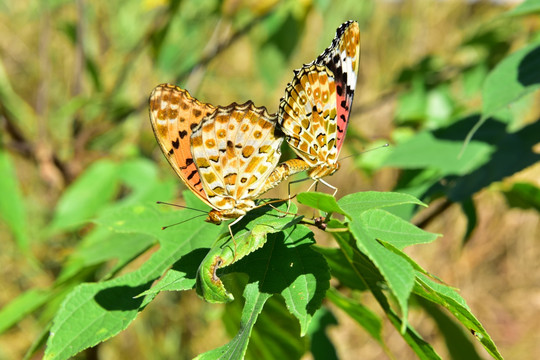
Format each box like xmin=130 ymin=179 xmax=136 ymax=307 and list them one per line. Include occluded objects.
xmin=318 ymin=178 xmax=338 ymax=197
xmin=281 ymin=177 xmax=310 ymax=215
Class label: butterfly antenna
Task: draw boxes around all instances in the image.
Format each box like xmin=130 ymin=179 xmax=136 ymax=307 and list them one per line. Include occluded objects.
xmin=339 ymin=143 xmax=389 ymax=162
xmin=161 ymin=213 xmax=207 ymax=230
xmin=156 ymin=201 xmax=208 ymax=214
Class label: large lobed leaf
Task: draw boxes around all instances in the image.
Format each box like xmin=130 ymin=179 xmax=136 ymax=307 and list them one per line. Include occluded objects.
xmin=44 ymin=204 xmax=223 ymax=360
xmin=195 ymin=203 xmax=300 ymax=303
xmin=197 ymin=215 xmax=330 ymax=357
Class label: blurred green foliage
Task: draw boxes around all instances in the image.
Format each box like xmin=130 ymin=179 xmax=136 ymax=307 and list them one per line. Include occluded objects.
xmin=0 ymin=0 xmax=539 ymax=359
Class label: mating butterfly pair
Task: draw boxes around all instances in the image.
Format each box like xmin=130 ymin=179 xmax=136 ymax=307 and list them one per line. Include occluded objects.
xmin=149 ymin=21 xmax=360 ymax=226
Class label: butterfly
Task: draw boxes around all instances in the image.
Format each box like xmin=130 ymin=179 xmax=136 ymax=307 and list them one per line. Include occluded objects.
xmin=149 ymin=84 xmax=287 ymax=226
xmin=278 ymin=20 xmax=360 ymax=191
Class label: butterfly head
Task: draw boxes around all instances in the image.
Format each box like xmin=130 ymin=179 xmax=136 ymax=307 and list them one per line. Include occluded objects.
xmin=206 ymin=206 xmax=249 ymax=225
xmin=206 ymin=210 xmax=224 ymax=225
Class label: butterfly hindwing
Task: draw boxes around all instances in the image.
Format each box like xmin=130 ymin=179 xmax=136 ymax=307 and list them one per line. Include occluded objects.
xmin=191 ymin=102 xmax=284 ymax=213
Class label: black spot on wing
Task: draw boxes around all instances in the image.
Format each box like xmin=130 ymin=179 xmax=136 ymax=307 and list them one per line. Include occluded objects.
xmin=172 ymin=139 xmax=179 ymax=149
xmin=187 ymin=169 xmax=197 ymax=180
xmin=179 ymin=130 xmax=188 ymax=139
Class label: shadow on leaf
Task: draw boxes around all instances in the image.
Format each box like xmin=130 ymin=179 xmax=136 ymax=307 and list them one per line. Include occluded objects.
xmin=431 ymin=116 xmax=540 ymax=201
xmin=95 ymin=282 xmax=153 ymax=311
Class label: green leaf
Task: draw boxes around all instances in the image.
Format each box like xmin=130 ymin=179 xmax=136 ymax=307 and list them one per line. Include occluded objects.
xmin=462 ymin=64 xmax=488 ymax=97
xmin=199 ymin=221 xmax=327 ymax=358
xmin=483 ymin=41 xmax=540 ymax=118
xmin=338 ymin=191 xmax=426 ymax=219
xmin=385 ymin=308 xmax=442 ymax=360
xmin=140 ymin=247 xmax=209 ymax=296
xmin=45 ymin=276 xmax=155 ymax=360
xmin=327 ymin=222 xmax=386 ymax=289
xmin=306 ymin=306 xmax=338 ymax=360
xmin=395 ymin=76 xmax=427 ymax=124
xmin=425 ymin=87 xmax=454 ymax=129
xmin=383 ymin=130 xmax=493 ymax=175
xmin=49 ymin=160 xmax=119 ymax=232
xmin=115 ymin=158 xmax=175 ymax=206
xmin=360 ymin=209 xmax=439 ymax=249
xmin=326 ymin=288 xmax=383 ymax=344
xmin=261 ymin=226 xmax=329 ymax=335
xmin=414 ymin=274 xmax=503 ymax=360
xmin=57 ymin=228 xmax=156 ymax=283
xmin=218 ymin=275 xmax=307 ymax=360
xmin=349 ymin=221 xmax=415 ymax=332
xmin=314 ymin=245 xmax=368 ymax=291
xmin=297 ymin=192 xmax=350 ymax=217
xmin=418 ymin=298 xmax=482 ymax=360
xmin=0 ymin=289 xmax=50 ymax=334
xmin=196 ymin=203 xmax=300 ymax=303
xmin=449 ymin=119 xmax=540 ymax=202
xmin=502 ymin=182 xmax=540 ymax=211
xmin=506 ymin=0 xmax=540 ymax=16
xmin=0 ymin=149 xmax=29 ymax=252
xmin=330 ymin=228 xmax=441 ymax=359
xmin=221 ymin=221 xmax=329 ymax=335
xmin=196 ymin=283 xmax=271 ymax=360
xmin=95 ymin=202 xmax=221 ymax=241
xmin=466 ymin=41 xmax=540 ymax=145
xmin=45 ymin=204 xmax=223 ymax=360
xmin=246 ymin=291 xmax=307 ymax=360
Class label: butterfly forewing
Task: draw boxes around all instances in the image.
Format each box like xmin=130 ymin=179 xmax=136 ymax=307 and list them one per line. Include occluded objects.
xmin=191 ymin=102 xmax=284 ymax=213
xmin=149 ymin=84 xmax=216 ymax=206
xmin=279 ymin=65 xmax=338 ymax=168
xmin=315 ymin=20 xmax=360 ymax=153
xmin=277 ymin=20 xmax=360 ymax=181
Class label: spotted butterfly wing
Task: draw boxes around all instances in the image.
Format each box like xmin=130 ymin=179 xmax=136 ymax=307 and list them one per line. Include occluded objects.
xmin=191 ymin=101 xmax=285 ymax=222
xmin=278 ymin=20 xmax=360 ymax=180
xmin=149 ymin=84 xmax=216 ymax=207
xmin=279 ymin=65 xmax=339 ymax=179
xmin=314 ymin=20 xmax=360 ymax=153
